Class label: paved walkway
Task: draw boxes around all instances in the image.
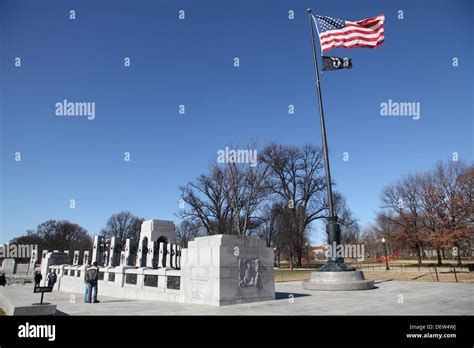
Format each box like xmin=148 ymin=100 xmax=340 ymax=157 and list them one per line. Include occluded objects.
xmin=1 ymin=280 xmax=473 ymax=315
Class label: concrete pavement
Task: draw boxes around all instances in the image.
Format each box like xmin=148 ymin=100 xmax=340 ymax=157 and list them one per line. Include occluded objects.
xmin=1 ymin=280 xmax=472 ymax=315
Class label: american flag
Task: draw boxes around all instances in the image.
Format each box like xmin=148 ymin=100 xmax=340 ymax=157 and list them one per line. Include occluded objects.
xmin=313 ymin=14 xmax=385 ymax=53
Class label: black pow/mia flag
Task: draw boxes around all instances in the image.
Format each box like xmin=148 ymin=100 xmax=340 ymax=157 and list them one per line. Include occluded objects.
xmin=322 ymin=56 xmax=352 ymax=71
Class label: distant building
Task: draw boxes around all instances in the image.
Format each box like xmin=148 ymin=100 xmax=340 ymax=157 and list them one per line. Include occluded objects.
xmin=310 ymin=245 xmax=326 ymax=260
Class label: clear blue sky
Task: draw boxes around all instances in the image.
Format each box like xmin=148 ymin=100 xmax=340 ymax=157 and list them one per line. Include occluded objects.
xmin=1 ymin=0 xmax=472 ymax=244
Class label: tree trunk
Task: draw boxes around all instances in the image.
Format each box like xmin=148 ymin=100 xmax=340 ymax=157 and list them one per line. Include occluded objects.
xmin=417 ymin=246 xmax=422 ymax=267
xmin=456 ymin=244 xmax=462 ymax=266
xmin=297 ymin=252 xmax=302 ymax=268
xmin=289 ymin=253 xmax=294 ymax=271
xmin=436 ymin=247 xmax=442 ymax=266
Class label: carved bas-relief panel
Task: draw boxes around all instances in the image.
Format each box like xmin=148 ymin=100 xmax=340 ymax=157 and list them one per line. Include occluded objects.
xmin=239 ymin=258 xmax=259 ymax=288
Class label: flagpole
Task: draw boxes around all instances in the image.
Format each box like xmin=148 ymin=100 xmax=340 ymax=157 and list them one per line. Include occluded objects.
xmin=307 ymin=9 xmax=346 ymax=265
xmin=307 ymin=8 xmax=335 ymax=221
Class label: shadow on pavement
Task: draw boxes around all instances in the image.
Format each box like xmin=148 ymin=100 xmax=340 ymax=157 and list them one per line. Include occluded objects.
xmin=55 ymin=310 xmax=70 ymax=316
xmin=275 ymin=292 xmax=310 ymax=300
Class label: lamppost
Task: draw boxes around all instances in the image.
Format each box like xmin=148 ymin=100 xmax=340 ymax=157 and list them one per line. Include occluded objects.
xmin=381 ymin=238 xmax=390 ymax=270
xmin=273 ymin=247 xmax=277 ymax=268
xmin=306 ymin=243 xmax=310 ymax=269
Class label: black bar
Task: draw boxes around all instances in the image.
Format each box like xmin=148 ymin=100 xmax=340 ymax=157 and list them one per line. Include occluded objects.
xmin=0 ymin=316 xmax=470 ymax=346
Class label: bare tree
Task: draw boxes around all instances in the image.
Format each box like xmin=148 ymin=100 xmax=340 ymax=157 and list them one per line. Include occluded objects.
xmin=360 ymin=224 xmax=382 ymax=258
xmin=254 ymin=204 xmax=279 ymax=248
xmin=419 ymin=161 xmax=471 ymax=265
xmin=101 ymin=211 xmax=144 ymax=250
xmin=260 ymin=143 xmax=328 ymax=267
xmin=179 ymin=144 xmax=270 ymax=236
xmin=221 ymin=154 xmax=271 ymax=236
xmin=11 ymin=220 xmax=93 ymax=262
xmin=458 ymin=165 xmax=474 ymax=257
xmin=176 ymin=220 xmax=204 ymax=248
xmin=380 ymin=174 xmax=427 ymax=266
xmin=334 ymin=193 xmax=359 ymax=244
xmin=272 ymin=203 xmax=309 ymax=270
xmin=179 ymin=165 xmax=230 ymax=235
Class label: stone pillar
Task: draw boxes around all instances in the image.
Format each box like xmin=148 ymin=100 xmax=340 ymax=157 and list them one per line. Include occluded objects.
xmin=169 ymin=244 xmax=175 ymax=269
xmin=124 ymin=239 xmax=131 ymax=266
xmin=109 ymin=237 xmax=120 ymax=267
xmin=136 ymin=243 xmax=142 ymax=267
xmin=146 ymin=241 xmax=157 ymax=268
xmin=103 ymin=250 xmax=109 ymax=267
xmin=158 ymin=242 xmax=165 ymax=268
xmin=174 ymin=244 xmax=179 ymax=269
xmin=83 ymin=251 xmax=90 ymax=266
xmin=29 ymin=249 xmax=38 ymax=275
xmin=73 ymin=251 xmax=80 ymax=265
xmin=176 ymin=245 xmax=181 ymax=269
xmin=165 ymin=243 xmax=172 ymax=269
xmin=170 ymin=244 xmax=177 ymax=268
xmin=120 ymin=251 xmax=125 ymax=266
xmin=92 ymin=235 xmax=103 ymax=264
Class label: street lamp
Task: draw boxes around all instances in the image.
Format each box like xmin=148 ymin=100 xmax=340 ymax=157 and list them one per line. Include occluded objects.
xmin=381 ymin=238 xmax=390 ymax=270
xmin=273 ymin=247 xmax=277 ymax=268
xmin=305 ymin=243 xmax=309 ymax=269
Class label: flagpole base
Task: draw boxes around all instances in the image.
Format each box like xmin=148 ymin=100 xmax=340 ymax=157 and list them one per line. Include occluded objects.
xmin=302 ymin=270 xmax=374 ymax=291
xmin=301 ymin=219 xmax=374 ymax=291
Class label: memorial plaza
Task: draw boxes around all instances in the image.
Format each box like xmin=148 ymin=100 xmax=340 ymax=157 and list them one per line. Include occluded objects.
xmin=1 ymin=279 xmax=472 ymax=316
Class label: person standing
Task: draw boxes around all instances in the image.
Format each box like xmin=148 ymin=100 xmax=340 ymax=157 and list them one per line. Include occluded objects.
xmin=47 ymin=270 xmax=57 ymax=288
xmin=85 ymin=262 xmax=100 ymax=303
xmin=34 ymin=271 xmax=42 ymax=287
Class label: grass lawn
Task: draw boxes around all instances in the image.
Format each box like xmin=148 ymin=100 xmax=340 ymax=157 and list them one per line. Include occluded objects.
xmin=275 ymin=264 xmax=474 ymax=283
xmin=275 ymin=269 xmax=314 ymax=282
xmin=362 ymin=269 xmax=474 ymax=283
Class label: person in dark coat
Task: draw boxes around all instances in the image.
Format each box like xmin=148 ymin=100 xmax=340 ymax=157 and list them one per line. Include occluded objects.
xmin=47 ymin=271 xmax=57 ymax=288
xmin=34 ymin=271 xmax=42 ymax=287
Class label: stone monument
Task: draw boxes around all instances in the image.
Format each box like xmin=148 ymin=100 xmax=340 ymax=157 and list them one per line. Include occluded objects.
xmin=37 ymin=219 xmax=276 ymax=307
xmin=181 ymin=234 xmax=275 ymax=306
xmin=1 ymin=258 xmax=16 ymax=274
xmin=136 ymin=219 xmax=176 ymax=267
